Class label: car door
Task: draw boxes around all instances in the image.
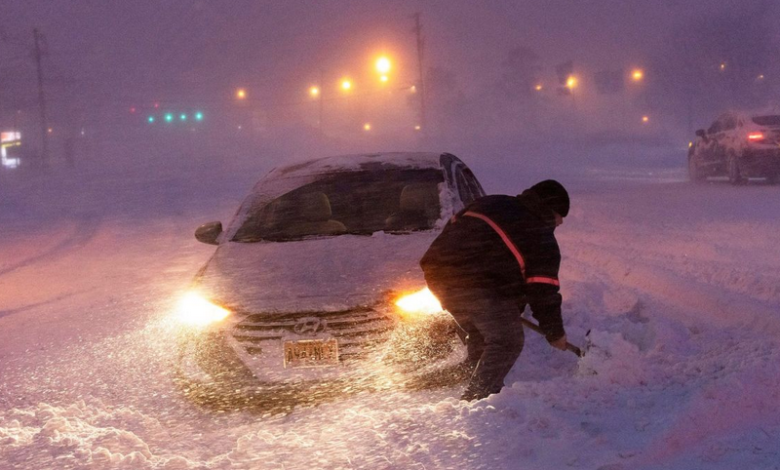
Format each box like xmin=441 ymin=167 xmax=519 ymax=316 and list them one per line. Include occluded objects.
xmin=715 ymin=114 xmax=738 ymax=164
xmin=699 ymin=116 xmax=724 ymax=168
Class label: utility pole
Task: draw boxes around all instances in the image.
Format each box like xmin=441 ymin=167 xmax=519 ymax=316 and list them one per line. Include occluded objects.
xmin=318 ymin=68 xmax=324 ymax=138
xmin=413 ymin=12 xmax=427 ymax=137
xmin=33 ymin=28 xmax=49 ymax=168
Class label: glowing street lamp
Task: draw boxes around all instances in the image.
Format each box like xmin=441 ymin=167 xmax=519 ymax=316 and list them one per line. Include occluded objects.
xmin=363 ymin=123 xmax=371 ymax=131
xmin=341 ymin=79 xmax=352 ymax=91
xmin=642 ymin=115 xmax=649 ymax=123
xmin=309 ymin=86 xmax=320 ymax=97
xmin=631 ymin=69 xmax=644 ymax=82
xmin=375 ymin=57 xmax=391 ymax=74
xmin=236 ymin=88 xmax=247 ymax=100
xmin=380 ymin=75 xmax=388 ymax=83
xmin=535 ymin=84 xmax=543 ymax=91
xmin=566 ymin=75 xmax=578 ymax=90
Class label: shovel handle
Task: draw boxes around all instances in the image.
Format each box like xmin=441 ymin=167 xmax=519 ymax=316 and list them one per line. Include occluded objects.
xmin=520 ymin=317 xmax=583 ymax=358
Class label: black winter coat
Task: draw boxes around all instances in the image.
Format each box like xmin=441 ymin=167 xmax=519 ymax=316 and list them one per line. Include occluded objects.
xmin=420 ymin=191 xmax=565 ymax=341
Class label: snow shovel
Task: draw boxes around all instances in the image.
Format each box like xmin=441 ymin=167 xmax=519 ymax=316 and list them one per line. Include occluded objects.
xmin=520 ymin=317 xmax=585 ymax=358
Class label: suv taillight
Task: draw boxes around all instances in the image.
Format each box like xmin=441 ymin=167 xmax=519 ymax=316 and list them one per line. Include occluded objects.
xmin=748 ymin=132 xmax=765 ymax=142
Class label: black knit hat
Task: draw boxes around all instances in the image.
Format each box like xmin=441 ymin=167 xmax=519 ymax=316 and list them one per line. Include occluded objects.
xmin=529 ymin=180 xmax=570 ymax=217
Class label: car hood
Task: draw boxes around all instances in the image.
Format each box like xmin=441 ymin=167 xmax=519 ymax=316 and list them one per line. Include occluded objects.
xmin=197 ymin=232 xmax=439 ymax=313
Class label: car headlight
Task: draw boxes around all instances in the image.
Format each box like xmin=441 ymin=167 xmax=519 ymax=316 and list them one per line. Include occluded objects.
xmin=395 ymin=287 xmax=443 ymax=317
xmin=176 ymin=292 xmax=231 ymax=326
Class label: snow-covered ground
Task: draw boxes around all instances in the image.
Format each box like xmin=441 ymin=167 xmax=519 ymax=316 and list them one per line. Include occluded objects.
xmin=1 ymin=156 xmax=779 ymax=469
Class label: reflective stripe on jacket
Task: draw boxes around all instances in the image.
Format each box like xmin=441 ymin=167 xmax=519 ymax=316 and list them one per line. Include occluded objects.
xmin=420 ymin=193 xmax=564 ymax=341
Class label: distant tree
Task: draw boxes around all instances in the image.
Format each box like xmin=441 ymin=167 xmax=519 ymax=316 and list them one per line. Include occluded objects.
xmin=499 ymin=46 xmax=542 ymax=101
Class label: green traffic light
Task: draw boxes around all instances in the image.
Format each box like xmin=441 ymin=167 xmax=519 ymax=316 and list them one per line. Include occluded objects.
xmin=180 ymin=113 xmax=187 ymax=121
xmin=165 ymin=113 xmax=173 ymax=122
xmin=195 ymin=112 xmax=203 ymax=121
xmin=148 ymin=116 xmax=155 ymax=123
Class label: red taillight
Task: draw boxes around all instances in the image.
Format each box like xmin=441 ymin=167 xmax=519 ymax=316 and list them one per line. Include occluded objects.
xmin=748 ymin=132 xmax=765 ymax=141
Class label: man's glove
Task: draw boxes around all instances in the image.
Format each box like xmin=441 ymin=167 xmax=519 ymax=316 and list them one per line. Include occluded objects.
xmin=548 ymin=334 xmax=568 ymax=351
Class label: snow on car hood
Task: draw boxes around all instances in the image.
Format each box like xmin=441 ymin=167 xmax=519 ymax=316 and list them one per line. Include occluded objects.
xmin=198 ymin=231 xmax=439 ymax=313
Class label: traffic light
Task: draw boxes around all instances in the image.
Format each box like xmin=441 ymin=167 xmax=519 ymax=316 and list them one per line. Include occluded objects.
xmin=146 ymin=111 xmax=203 ymax=125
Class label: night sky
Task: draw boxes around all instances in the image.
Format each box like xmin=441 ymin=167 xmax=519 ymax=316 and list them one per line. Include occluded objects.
xmin=1 ymin=0 xmax=777 ymax=164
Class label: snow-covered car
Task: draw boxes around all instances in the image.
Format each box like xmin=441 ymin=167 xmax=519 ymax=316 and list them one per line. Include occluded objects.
xmin=688 ymin=111 xmax=780 ymax=184
xmin=174 ymin=152 xmax=486 ymax=408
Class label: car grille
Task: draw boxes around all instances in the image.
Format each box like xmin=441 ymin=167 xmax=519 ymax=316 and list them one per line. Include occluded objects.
xmin=231 ymin=306 xmax=395 ymax=362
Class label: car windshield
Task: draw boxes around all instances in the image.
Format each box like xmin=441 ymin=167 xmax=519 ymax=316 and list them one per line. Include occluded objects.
xmin=232 ymin=168 xmax=443 ymax=242
xmin=752 ymin=115 xmax=780 ymax=127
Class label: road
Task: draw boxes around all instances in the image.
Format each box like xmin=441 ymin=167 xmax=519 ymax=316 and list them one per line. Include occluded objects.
xmin=1 ymin=163 xmax=778 ymax=469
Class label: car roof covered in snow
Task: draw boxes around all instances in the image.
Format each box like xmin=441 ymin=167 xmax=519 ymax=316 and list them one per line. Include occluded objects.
xmin=264 ymin=152 xmax=444 ymax=180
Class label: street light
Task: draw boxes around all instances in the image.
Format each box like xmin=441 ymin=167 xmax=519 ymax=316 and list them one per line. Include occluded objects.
xmin=309 ymin=86 xmax=320 ymax=97
xmin=236 ymin=88 xmax=247 ymax=100
xmin=535 ymin=84 xmax=543 ymax=91
xmin=566 ymin=75 xmax=578 ymax=89
xmin=375 ymin=57 xmax=391 ymax=74
xmin=341 ymin=79 xmax=352 ymax=91
xmin=380 ymin=75 xmax=388 ymax=83
xmin=642 ymin=115 xmax=649 ymax=123
xmin=631 ymin=69 xmax=644 ymax=81
xmin=363 ymin=123 xmax=371 ymax=131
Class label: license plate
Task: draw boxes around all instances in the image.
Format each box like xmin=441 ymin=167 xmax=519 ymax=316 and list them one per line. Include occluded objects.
xmin=283 ymin=339 xmax=339 ymax=368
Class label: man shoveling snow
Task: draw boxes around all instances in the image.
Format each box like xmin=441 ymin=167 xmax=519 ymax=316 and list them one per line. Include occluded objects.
xmin=421 ymin=180 xmax=571 ymax=401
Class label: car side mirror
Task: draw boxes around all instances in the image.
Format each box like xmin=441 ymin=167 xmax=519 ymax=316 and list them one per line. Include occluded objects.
xmin=195 ymin=221 xmax=223 ymax=245
xmin=695 ymin=129 xmax=706 ymax=138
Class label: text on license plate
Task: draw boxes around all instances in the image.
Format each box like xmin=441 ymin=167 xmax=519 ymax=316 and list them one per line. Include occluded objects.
xmin=283 ymin=339 xmax=339 ymax=368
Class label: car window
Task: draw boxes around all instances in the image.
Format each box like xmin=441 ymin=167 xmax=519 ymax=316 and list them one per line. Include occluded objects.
xmin=722 ymin=115 xmax=737 ymax=131
xmin=232 ymin=169 xmax=444 ymax=242
xmin=707 ymin=119 xmax=722 ymax=135
xmin=462 ymin=168 xmax=486 ymax=199
xmin=752 ymin=115 xmax=780 ymax=126
xmin=455 ymin=172 xmax=475 ymax=205
xmin=455 ymin=168 xmax=485 ymax=205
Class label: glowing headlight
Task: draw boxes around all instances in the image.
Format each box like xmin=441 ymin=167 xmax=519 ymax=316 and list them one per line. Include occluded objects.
xmin=395 ymin=288 xmax=443 ymax=316
xmin=176 ymin=292 xmax=231 ymax=326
